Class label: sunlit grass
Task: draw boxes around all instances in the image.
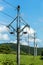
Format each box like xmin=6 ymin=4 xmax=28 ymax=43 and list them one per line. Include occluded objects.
xmin=0 ymin=54 xmax=42 ymax=65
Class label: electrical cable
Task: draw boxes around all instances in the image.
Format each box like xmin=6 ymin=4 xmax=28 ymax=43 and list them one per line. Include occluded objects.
xmin=20 ymin=16 xmax=28 ymax=25
xmin=0 ymin=11 xmax=14 ymax=19
xmin=10 ymin=25 xmax=16 ymax=32
xmin=0 ymin=23 xmax=7 ymax=26
xmin=8 ymin=16 xmax=17 ymax=26
xmin=2 ymin=0 xmax=15 ymax=8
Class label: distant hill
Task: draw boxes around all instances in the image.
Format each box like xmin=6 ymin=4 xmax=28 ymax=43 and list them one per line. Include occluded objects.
xmin=0 ymin=43 xmax=43 ymax=55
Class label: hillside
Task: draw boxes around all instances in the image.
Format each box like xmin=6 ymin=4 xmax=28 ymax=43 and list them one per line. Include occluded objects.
xmin=0 ymin=43 xmax=43 ymax=55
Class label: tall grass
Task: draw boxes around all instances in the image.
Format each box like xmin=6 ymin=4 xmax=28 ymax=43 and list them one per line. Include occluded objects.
xmin=0 ymin=54 xmax=42 ymax=65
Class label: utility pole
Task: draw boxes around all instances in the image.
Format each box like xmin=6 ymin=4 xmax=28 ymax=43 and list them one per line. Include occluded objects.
xmin=35 ymin=43 xmax=37 ymax=56
xmin=16 ymin=6 xmax=30 ymax=65
xmin=17 ymin=5 xmax=20 ymax=65
xmin=28 ymin=34 xmax=30 ymax=55
xmin=34 ymin=33 xmax=38 ymax=56
xmin=23 ymin=29 xmax=30 ymax=55
xmin=6 ymin=5 xmax=30 ymax=65
xmin=34 ymin=33 xmax=36 ymax=57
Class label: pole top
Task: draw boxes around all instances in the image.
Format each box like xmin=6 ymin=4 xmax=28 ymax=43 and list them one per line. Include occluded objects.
xmin=17 ymin=5 xmax=20 ymax=11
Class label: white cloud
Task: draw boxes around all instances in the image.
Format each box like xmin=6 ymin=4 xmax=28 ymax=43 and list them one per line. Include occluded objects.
xmin=3 ymin=34 xmax=10 ymax=40
xmin=35 ymin=38 xmax=41 ymax=43
xmin=10 ymin=40 xmax=17 ymax=43
xmin=23 ymin=27 xmax=35 ymax=34
xmin=0 ymin=25 xmax=10 ymax=40
xmin=0 ymin=6 xmax=4 ymax=11
xmin=20 ymin=41 xmax=28 ymax=46
xmin=0 ymin=34 xmax=10 ymax=40
xmin=10 ymin=40 xmax=29 ymax=45
xmin=21 ymin=25 xmax=35 ymax=35
xmin=29 ymin=28 xmax=36 ymax=34
xmin=20 ymin=25 xmax=41 ymax=44
xmin=0 ymin=25 xmax=9 ymax=32
xmin=0 ymin=25 xmax=41 ymax=45
xmin=29 ymin=38 xmax=41 ymax=43
xmin=9 ymin=37 xmax=41 ymax=47
xmin=20 ymin=38 xmax=41 ymax=46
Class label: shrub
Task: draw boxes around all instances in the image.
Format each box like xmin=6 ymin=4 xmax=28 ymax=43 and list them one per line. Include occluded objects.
xmin=40 ymin=51 xmax=43 ymax=60
xmin=2 ymin=59 xmax=14 ymax=65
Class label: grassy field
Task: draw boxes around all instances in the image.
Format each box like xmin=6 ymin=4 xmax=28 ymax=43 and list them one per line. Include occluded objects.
xmin=0 ymin=54 xmax=42 ymax=65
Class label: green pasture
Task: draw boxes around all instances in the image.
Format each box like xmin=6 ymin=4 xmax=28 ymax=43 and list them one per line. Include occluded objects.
xmin=0 ymin=54 xmax=42 ymax=65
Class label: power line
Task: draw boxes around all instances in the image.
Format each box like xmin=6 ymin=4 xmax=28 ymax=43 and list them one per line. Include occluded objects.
xmin=0 ymin=11 xmax=14 ymax=19
xmin=20 ymin=16 xmax=28 ymax=25
xmin=0 ymin=23 xmax=7 ymax=26
xmin=8 ymin=16 xmax=17 ymax=26
xmin=2 ymin=0 xmax=15 ymax=9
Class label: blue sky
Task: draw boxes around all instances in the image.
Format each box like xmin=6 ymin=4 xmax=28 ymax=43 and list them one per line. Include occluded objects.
xmin=0 ymin=0 xmax=43 ymax=47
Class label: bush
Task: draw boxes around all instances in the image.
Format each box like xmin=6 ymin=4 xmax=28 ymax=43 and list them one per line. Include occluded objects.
xmin=29 ymin=63 xmax=34 ymax=65
xmin=40 ymin=51 xmax=43 ymax=60
xmin=2 ymin=59 xmax=14 ymax=65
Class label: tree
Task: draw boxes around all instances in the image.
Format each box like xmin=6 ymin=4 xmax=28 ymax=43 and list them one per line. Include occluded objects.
xmin=40 ymin=50 xmax=43 ymax=60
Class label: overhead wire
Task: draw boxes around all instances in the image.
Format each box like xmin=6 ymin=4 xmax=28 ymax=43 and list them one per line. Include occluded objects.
xmin=20 ymin=16 xmax=28 ymax=25
xmin=0 ymin=0 xmax=30 ymax=31
xmin=0 ymin=11 xmax=14 ymax=19
xmin=0 ymin=0 xmax=15 ymax=19
xmin=2 ymin=0 xmax=15 ymax=9
xmin=0 ymin=23 xmax=7 ymax=26
xmin=0 ymin=0 xmax=29 ymax=25
xmin=0 ymin=0 xmax=27 ymax=25
xmin=0 ymin=0 xmax=17 ymax=25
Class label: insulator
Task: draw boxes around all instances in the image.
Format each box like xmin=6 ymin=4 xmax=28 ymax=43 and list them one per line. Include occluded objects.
xmin=10 ymin=32 xmax=14 ymax=34
xmin=23 ymin=32 xmax=27 ymax=34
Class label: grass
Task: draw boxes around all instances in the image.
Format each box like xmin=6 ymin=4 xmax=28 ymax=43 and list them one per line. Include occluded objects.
xmin=0 ymin=54 xmax=42 ymax=65
xmin=20 ymin=55 xmax=43 ymax=65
